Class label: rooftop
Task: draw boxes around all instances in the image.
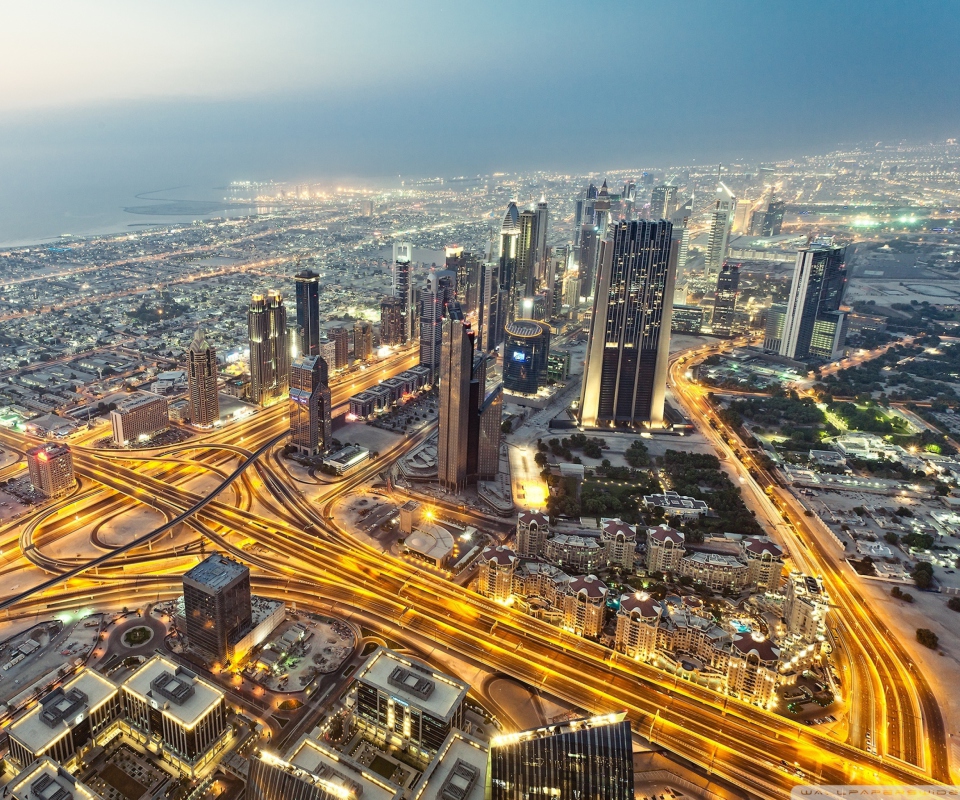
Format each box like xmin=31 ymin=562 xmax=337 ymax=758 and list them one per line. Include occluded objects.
xmin=356 ymin=648 xmax=468 ymax=722
xmin=412 ymin=731 xmax=488 ymax=800
xmin=183 ymin=553 xmax=249 ymax=591
xmin=123 ymin=656 xmax=223 ymax=727
xmin=10 ymin=670 xmax=118 ymax=755
xmin=288 ymin=737 xmax=401 ymax=800
xmin=8 ymin=757 xmax=104 ymax=800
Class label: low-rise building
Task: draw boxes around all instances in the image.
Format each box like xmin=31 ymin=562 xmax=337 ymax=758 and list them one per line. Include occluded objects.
xmin=740 ymin=537 xmax=784 ymax=592
xmin=679 ymin=552 xmax=749 ymax=592
xmin=321 ymin=444 xmax=370 ymax=475
xmin=8 ymin=758 xmax=105 ymax=800
xmin=543 ymin=533 xmax=603 ymax=574
xmin=642 ymin=491 xmax=708 ymax=518
xmin=110 ymin=390 xmax=169 ymax=446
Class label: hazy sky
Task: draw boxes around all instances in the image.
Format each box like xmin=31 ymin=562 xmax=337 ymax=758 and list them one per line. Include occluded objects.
xmin=1 ymin=0 xmax=959 ymax=229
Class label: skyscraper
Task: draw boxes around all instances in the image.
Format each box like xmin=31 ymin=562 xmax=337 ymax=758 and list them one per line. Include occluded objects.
xmin=438 ymin=308 xmax=472 ymax=493
xmin=779 ymin=245 xmax=848 ymax=361
xmin=183 ymin=554 xmax=252 ymax=665
xmin=670 ymin=200 xmax=692 ymax=273
xmin=751 ymin=198 xmax=786 ymax=237
xmin=445 ymin=246 xmax=482 ymax=316
xmin=393 ymin=241 xmax=414 ymax=344
xmin=704 ymin=182 xmax=737 ymax=277
xmin=479 ymin=259 xmax=501 ymax=353
xmin=419 ymin=269 xmax=456 ymax=369
xmin=186 ymin=327 xmax=219 ymax=426
xmin=534 ymin=195 xmax=549 ymax=281
xmin=289 ymin=355 xmax=332 ymax=456
xmin=579 ymin=219 xmax=676 ymax=428
xmin=488 ymin=714 xmax=634 ymax=800
xmin=509 ymin=209 xmax=540 ymax=321
xmin=380 ymin=296 xmax=405 ymax=346
xmin=329 ymin=326 xmax=350 ymax=370
xmin=248 ymin=291 xmax=290 ymax=407
xmin=294 ymin=269 xmax=321 ymax=357
xmin=649 ymin=184 xmax=678 ymax=220
xmin=490 ymin=202 xmax=520 ymax=349
xmin=353 ymin=320 xmax=373 ymax=362
xmin=502 ymin=319 xmax=551 ymax=395
xmin=26 ymin=443 xmax=75 ymax=499
xmin=711 ymin=263 xmax=740 ymax=338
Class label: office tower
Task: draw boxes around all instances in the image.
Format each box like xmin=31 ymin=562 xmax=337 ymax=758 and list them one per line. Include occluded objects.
xmin=419 ymin=269 xmax=456 ymax=369
xmin=186 ymin=327 xmax=219 ymax=426
xmin=534 ymin=195 xmax=549 ymax=279
xmin=488 ymin=202 xmax=520 ymax=349
xmin=546 ymin=249 xmax=567 ymax=319
xmin=248 ymin=291 xmax=290 ymax=407
xmin=670 ymin=201 xmax=692 ymax=273
xmin=477 ymin=381 xmax=502 ymax=481
xmin=509 ymin=208 xmax=540 ymax=321
xmin=578 ymin=225 xmax=599 ymax=300
xmin=294 ymin=270 xmax=321 ymax=357
xmin=289 ymin=355 xmax=332 ymax=456
xmin=26 ymin=443 xmax=74 ymax=499
xmin=329 ymin=326 xmax=350 ymax=370
xmin=380 ymin=296 xmax=405 ymax=346
xmin=438 ymin=308 xmax=472 ymax=492
xmin=479 ymin=259 xmax=501 ymax=352
xmin=353 ymin=320 xmax=373 ymax=362
xmin=353 ymin=647 xmax=468 ymax=758
xmin=488 ymin=714 xmax=634 ymax=800
xmin=711 ymin=263 xmax=741 ymax=337
xmin=764 ymin=304 xmax=787 ymax=353
xmin=110 ymin=391 xmax=169 ymax=446
xmin=579 ymin=220 xmax=676 ymax=428
xmin=649 ymin=184 xmax=678 ymax=220
xmin=503 ymin=320 xmax=551 ymax=395
xmin=779 ymin=245 xmax=848 ymax=361
xmin=671 ymin=305 xmax=705 ymax=334
xmin=562 ymin=270 xmax=581 ymax=310
xmin=393 ymin=241 xmax=414 ymax=344
xmin=704 ymin=182 xmax=737 ymax=276
xmin=183 ymin=554 xmax=252 ymax=665
xmin=751 ymin=198 xmax=786 ymax=237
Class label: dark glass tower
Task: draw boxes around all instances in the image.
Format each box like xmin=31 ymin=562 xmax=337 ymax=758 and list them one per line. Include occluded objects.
xmin=579 ymin=219 xmax=676 ymax=427
xmin=183 ymin=554 xmax=252 ymax=665
xmin=779 ymin=245 xmax=847 ymax=361
xmin=488 ymin=715 xmax=634 ymax=800
xmin=711 ymin=262 xmax=740 ymax=337
xmin=502 ymin=319 xmax=551 ymax=395
xmin=289 ymin=355 xmax=332 ymax=456
xmin=294 ymin=270 xmax=321 ymax=357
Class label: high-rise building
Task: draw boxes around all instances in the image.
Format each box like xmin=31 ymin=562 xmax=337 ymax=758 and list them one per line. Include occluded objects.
xmin=534 ymin=195 xmax=549 ymax=282
xmin=510 ymin=209 xmax=540 ymax=322
xmin=670 ymin=201 xmax=692 ymax=273
xmin=502 ymin=319 xmax=551 ymax=395
xmin=649 ymin=184 xmax=678 ymax=220
xmin=393 ymin=242 xmax=414 ymax=344
xmin=711 ymin=263 xmax=740 ymax=337
xmin=488 ymin=714 xmax=634 ymax=800
xmin=353 ymin=320 xmax=373 ymax=362
xmin=183 ymin=554 xmax=252 ymax=665
xmin=294 ymin=270 xmax=321 ymax=357
xmin=704 ymin=182 xmax=737 ymax=277
xmin=26 ymin=443 xmax=74 ymax=499
xmin=186 ymin=327 xmax=219 ymax=426
xmin=764 ymin=304 xmax=787 ymax=353
xmin=329 ymin=326 xmax=350 ymax=370
xmin=579 ymin=220 xmax=677 ymax=428
xmin=110 ymin=391 xmax=169 ymax=446
xmin=289 ymin=355 xmax=332 ymax=456
xmin=671 ymin=304 xmax=705 ymax=334
xmin=380 ymin=295 xmax=405 ymax=346
xmin=750 ymin=198 xmax=786 ymax=237
xmin=477 ymin=383 xmax=502 ymax=481
xmin=419 ymin=269 xmax=455 ymax=369
xmin=779 ymin=246 xmax=848 ymax=361
xmin=248 ymin=291 xmax=290 ymax=407
xmin=489 ymin=202 xmax=520 ymax=349
xmin=445 ymin=246 xmax=482 ymax=316
xmin=438 ymin=309 xmax=472 ymax=492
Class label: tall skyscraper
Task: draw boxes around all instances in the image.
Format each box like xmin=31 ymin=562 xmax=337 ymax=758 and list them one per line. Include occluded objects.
xmin=764 ymin=304 xmax=787 ymax=353
xmin=380 ymin=296 xmax=405 ymax=346
xmin=393 ymin=241 xmax=414 ymax=344
xmin=779 ymin=245 xmax=848 ymax=361
xmin=670 ymin=201 xmax=692 ymax=273
xmin=26 ymin=443 xmax=74 ymax=499
xmin=186 ymin=327 xmax=219 ymax=426
xmin=509 ymin=209 xmax=540 ymax=321
xmin=445 ymin=246 xmax=482 ymax=316
xmin=502 ymin=320 xmax=551 ymax=395
xmin=353 ymin=320 xmax=373 ymax=362
xmin=649 ymin=184 xmax=678 ymax=220
xmin=183 ymin=554 xmax=252 ymax=665
xmin=419 ymin=269 xmax=456 ymax=369
xmin=329 ymin=326 xmax=350 ymax=370
xmin=248 ymin=291 xmax=290 ymax=407
xmin=438 ymin=308 xmax=473 ymax=493
xmin=289 ymin=355 xmax=332 ymax=456
xmin=704 ymin=182 xmax=737 ymax=276
xmin=711 ymin=263 xmax=740 ymax=338
xmin=751 ymin=198 xmax=786 ymax=237
xmin=479 ymin=259 xmax=501 ymax=353
xmin=490 ymin=202 xmax=520 ymax=349
xmin=488 ymin=714 xmax=634 ymax=800
xmin=534 ymin=195 xmax=549 ymax=281
xmin=579 ymin=219 xmax=677 ymax=428
xmin=294 ymin=270 xmax=321 ymax=357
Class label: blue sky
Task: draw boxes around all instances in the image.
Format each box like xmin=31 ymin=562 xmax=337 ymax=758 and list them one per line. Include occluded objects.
xmin=1 ymin=0 xmax=959 ymax=182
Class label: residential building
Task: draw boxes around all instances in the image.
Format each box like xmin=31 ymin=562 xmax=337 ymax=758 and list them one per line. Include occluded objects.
xmin=614 ymin=592 xmax=663 ymax=660
xmin=186 ymin=327 xmax=219 ymax=426
xmin=26 ymin=442 xmax=74 ymax=499
xmin=110 ymin=391 xmax=168 ymax=446
xmin=248 ymin=291 xmax=290 ymax=407
xmin=352 ymin=648 xmax=468 ymax=762
xmin=728 ymin=634 xmax=780 ymax=708
xmin=783 ymin=572 xmax=830 ymax=644
xmin=779 ymin=246 xmax=848 ymax=361
xmin=121 ymin=656 xmax=229 ymax=776
xmin=679 ymin=552 xmax=749 ymax=592
xmin=646 ymin=524 xmax=685 ymax=573
xmin=329 ymin=326 xmax=350 ymax=370
xmin=394 ymin=242 xmax=414 ymax=344
xmin=354 ymin=320 xmax=373 ymax=362
xmin=380 ymin=296 xmax=405 ymax=346
xmin=289 ymin=355 xmax=332 ymax=456
xmin=544 ymin=534 xmax=604 ymax=574
xmin=294 ymin=270 xmax=321 ymax=357
xmin=600 ymin=518 xmax=637 ymax=571
xmin=488 ymin=715 xmax=633 ymax=800
xmin=579 ymin=219 xmax=676 ymax=428
xmin=7 ymin=671 xmax=121 ymax=769
xmin=516 ymin=510 xmax=549 ymax=558
xmin=476 ymin=546 xmax=517 ymax=603
xmin=711 ymin=263 xmax=740 ymax=337
xmin=740 ymin=537 xmax=784 ymax=592
xmin=183 ymin=554 xmax=253 ymax=665
xmin=562 ymin=574 xmax=608 ymax=637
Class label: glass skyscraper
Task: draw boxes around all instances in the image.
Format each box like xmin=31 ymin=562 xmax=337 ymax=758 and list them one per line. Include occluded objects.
xmin=294 ymin=270 xmax=321 ymax=357
xmin=779 ymin=245 xmax=847 ymax=361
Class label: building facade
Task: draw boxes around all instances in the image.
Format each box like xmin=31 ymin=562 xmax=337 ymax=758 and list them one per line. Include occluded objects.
xmin=562 ymin=574 xmax=608 ymax=637
xmin=711 ymin=263 xmax=740 ymax=337
xmin=380 ymin=296 xmax=405 ymax=346
xmin=294 ymin=270 xmax=321 ymax=357
xmin=110 ymin=391 xmax=169 ymax=446
xmin=703 ymin=182 xmax=736 ymax=277
xmin=779 ymin=246 xmax=848 ymax=361
xmin=437 ymin=311 xmax=472 ymax=492
xmin=186 ymin=327 xmax=219 ymax=426
xmin=183 ymin=554 xmax=253 ymax=665
xmin=476 ymin=546 xmax=517 ymax=603
xmin=502 ymin=319 xmax=551 ymax=395
xmin=26 ymin=443 xmax=74 ymax=499
xmin=289 ymin=355 xmax=332 ymax=456
xmin=248 ymin=291 xmax=290 ymax=407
